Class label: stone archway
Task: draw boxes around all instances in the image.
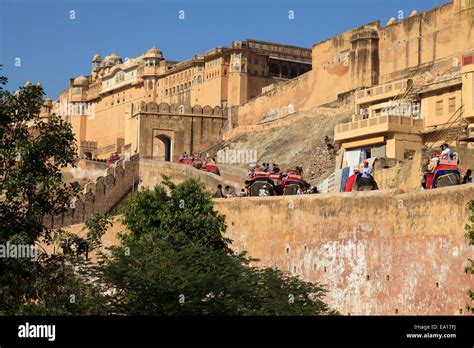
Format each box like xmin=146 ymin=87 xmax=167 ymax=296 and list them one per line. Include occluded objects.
xmin=153 ymin=134 xmax=172 ymax=161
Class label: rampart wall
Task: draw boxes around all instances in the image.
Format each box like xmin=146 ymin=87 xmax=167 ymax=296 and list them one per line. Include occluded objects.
xmin=45 ymin=154 xmax=140 ymax=228
xmin=64 ymin=182 xmax=474 ymax=315
xmin=215 ymin=185 xmax=474 ymax=315
xmin=139 ymin=159 xmax=243 ymax=192
xmin=234 ymin=0 xmax=474 ymax=127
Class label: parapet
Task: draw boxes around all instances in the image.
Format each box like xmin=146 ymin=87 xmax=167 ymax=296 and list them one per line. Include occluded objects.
xmin=131 ymin=101 xmax=226 ymax=117
xmin=44 ymin=153 xmax=140 ymax=228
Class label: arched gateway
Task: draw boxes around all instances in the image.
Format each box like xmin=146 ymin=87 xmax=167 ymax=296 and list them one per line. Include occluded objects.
xmin=153 ymin=134 xmax=172 ymax=161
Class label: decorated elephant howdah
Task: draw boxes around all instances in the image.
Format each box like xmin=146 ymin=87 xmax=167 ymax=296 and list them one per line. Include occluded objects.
xmin=177 ymin=153 xmax=221 ymax=176
xmin=245 ymin=167 xmax=307 ymax=196
xmin=423 ymin=153 xmax=461 ymax=190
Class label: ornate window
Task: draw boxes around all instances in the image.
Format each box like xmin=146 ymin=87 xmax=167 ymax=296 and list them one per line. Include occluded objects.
xmin=116 ymin=72 xmax=125 ymax=83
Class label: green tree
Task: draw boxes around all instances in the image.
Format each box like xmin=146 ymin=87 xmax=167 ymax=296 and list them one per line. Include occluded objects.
xmin=0 ymin=73 xmax=104 ymax=314
xmin=465 ymin=200 xmax=474 ymax=313
xmin=100 ymin=178 xmax=335 ymax=315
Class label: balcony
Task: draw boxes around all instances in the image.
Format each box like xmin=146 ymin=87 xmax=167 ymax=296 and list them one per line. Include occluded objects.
xmin=334 ymin=115 xmax=424 ymax=143
xmin=355 ymin=79 xmax=408 ymax=106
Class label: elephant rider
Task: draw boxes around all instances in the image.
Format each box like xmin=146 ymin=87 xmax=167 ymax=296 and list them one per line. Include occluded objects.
xmin=427 ymin=151 xmax=441 ymax=172
xmin=440 ymin=143 xmax=453 ymax=160
xmin=361 ymin=161 xmax=372 ymax=179
xmin=271 ymin=163 xmax=280 ymax=174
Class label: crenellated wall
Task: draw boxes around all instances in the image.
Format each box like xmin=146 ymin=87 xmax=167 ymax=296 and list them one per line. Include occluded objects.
xmin=130 ymin=101 xmax=227 ymax=117
xmin=125 ymin=101 xmax=227 ymax=161
xmin=44 ymin=154 xmax=140 ymax=228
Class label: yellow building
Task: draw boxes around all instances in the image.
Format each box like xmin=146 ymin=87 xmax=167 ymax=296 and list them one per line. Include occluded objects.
xmin=334 ymin=53 xmax=474 ymax=165
xmin=52 ymin=40 xmax=311 ymax=159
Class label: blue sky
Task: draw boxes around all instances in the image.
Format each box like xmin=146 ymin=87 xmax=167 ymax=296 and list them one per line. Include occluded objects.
xmin=0 ymin=0 xmax=450 ymax=98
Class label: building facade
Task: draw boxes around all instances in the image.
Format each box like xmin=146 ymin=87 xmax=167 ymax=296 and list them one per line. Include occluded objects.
xmin=51 ymin=40 xmax=311 ymax=159
xmin=334 ymin=53 xmax=474 ymax=166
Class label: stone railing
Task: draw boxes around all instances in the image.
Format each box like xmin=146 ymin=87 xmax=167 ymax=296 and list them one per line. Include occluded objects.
xmin=335 ymin=115 xmax=424 ymax=137
xmin=355 ymin=79 xmax=408 ymax=101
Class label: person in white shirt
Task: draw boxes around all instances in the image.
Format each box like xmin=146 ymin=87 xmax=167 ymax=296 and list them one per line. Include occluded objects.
xmin=440 ymin=144 xmax=452 ymax=160
xmin=361 ymin=161 xmax=372 ymax=179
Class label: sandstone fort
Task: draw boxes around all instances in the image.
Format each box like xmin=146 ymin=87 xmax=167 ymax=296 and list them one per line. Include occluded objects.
xmin=36 ymin=0 xmax=474 ymax=315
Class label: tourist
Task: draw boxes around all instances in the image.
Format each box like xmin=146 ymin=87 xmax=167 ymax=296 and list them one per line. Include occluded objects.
xmin=262 ymin=163 xmax=270 ymax=172
xmin=361 ymin=161 xmax=372 ymax=179
xmin=440 ymin=143 xmax=453 ymax=160
xmin=239 ymin=188 xmax=247 ymax=197
xmin=225 ymin=186 xmax=236 ymax=198
xmin=271 ymin=163 xmax=280 ymax=174
xmin=214 ymin=184 xmax=224 ymax=198
xmin=428 ymin=151 xmax=441 ymax=172
xmin=344 ymin=168 xmax=359 ymax=192
xmin=462 ymin=169 xmax=472 ymax=184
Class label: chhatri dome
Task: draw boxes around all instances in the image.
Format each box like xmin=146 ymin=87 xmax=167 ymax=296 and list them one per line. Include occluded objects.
xmin=92 ymin=53 xmax=102 ymax=62
xmin=73 ymin=74 xmax=89 ymax=85
xmin=144 ymin=47 xmax=163 ymax=59
xmin=102 ymin=50 xmax=121 ymax=66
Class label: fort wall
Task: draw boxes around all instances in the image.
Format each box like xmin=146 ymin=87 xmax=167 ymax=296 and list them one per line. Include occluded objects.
xmin=45 ymin=154 xmax=140 ymax=228
xmin=139 ymin=159 xmax=243 ymax=192
xmin=215 ymin=185 xmax=474 ymax=315
xmin=234 ymin=0 xmax=474 ymax=127
xmin=224 ymin=106 xmax=342 ymax=140
xmin=63 ymin=182 xmax=474 ymax=315
xmin=235 ymin=72 xmax=314 ymax=126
